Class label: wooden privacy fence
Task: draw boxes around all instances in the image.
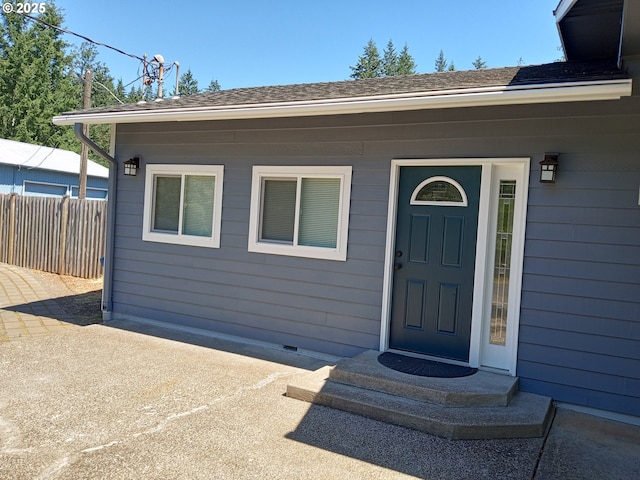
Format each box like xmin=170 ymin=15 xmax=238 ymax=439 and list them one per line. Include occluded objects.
xmin=0 ymin=194 xmax=106 ymax=278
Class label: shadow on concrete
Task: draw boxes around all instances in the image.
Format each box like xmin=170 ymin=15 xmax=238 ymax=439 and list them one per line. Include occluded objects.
xmin=284 ymin=402 xmax=543 ymax=479
xmin=103 ymin=318 xmax=332 ymax=372
xmin=1 ymin=291 xmax=102 ymax=327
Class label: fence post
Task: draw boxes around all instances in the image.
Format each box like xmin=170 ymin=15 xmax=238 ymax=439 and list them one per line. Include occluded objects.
xmin=58 ymin=195 xmax=69 ymax=275
xmin=8 ymin=194 xmax=16 ymax=265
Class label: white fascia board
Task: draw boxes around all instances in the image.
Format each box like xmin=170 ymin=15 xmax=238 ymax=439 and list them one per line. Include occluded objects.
xmin=52 ymin=79 xmax=633 ymax=126
xmin=553 ymin=0 xmax=577 ymax=61
xmin=554 ymin=0 xmax=579 ymax=22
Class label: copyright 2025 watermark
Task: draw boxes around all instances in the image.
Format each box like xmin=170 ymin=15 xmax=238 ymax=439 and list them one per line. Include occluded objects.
xmin=2 ymin=2 xmax=47 ymax=14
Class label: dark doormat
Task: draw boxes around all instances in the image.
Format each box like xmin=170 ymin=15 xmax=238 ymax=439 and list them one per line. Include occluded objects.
xmin=377 ymin=352 xmax=478 ymax=378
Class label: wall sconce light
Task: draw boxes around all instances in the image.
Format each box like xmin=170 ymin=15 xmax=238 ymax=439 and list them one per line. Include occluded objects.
xmin=539 ymin=153 xmax=558 ymax=183
xmin=124 ymin=156 xmax=140 ymax=176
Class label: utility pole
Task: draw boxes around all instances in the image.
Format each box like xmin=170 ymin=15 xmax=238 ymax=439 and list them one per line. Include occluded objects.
xmin=79 ymin=68 xmax=92 ymax=200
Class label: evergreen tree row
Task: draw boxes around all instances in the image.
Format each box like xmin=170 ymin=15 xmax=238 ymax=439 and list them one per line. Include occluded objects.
xmin=350 ymin=40 xmax=490 ymax=79
xmin=350 ymin=39 xmax=417 ymax=79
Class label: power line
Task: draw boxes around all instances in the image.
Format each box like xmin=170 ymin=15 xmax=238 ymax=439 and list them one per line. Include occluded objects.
xmin=93 ymin=80 xmax=125 ymax=105
xmin=123 ymin=75 xmax=144 ymax=89
xmin=17 ymin=11 xmax=180 ymax=100
xmin=20 ymin=11 xmax=168 ymax=97
xmin=76 ymin=72 xmax=125 ymax=105
xmin=19 ymin=12 xmax=144 ymax=62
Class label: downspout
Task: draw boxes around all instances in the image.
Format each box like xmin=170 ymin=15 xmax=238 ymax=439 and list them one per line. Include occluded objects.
xmin=73 ymin=123 xmax=116 ymax=316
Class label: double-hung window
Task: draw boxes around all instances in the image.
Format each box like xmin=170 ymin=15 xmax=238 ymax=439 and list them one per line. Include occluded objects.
xmin=142 ymin=164 xmax=224 ymax=248
xmin=248 ymin=166 xmax=352 ymax=261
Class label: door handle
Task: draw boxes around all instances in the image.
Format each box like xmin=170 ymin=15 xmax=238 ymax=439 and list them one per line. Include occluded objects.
xmin=394 ymin=263 xmax=402 ymax=270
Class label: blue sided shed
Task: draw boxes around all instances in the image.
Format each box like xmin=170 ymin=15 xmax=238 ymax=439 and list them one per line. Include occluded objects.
xmin=0 ymin=138 xmax=108 ymax=199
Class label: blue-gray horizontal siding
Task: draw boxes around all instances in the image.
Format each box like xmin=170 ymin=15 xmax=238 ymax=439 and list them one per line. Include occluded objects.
xmin=0 ymin=164 xmax=107 ymax=196
xmin=112 ymin=128 xmax=390 ymax=356
xmin=518 ymin=105 xmax=640 ymax=416
xmin=112 ymin=96 xmax=640 ymax=415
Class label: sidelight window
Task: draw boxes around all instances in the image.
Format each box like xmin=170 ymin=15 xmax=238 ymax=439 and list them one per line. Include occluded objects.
xmin=489 ymin=180 xmax=516 ymax=346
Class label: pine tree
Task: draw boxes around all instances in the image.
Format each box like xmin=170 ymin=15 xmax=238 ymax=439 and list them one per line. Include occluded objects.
xmin=125 ymin=85 xmax=153 ymax=103
xmin=72 ymin=42 xmax=115 ymax=101
xmin=472 ymin=55 xmax=488 ymax=69
xmin=382 ymin=40 xmax=398 ymax=76
xmin=114 ymin=79 xmax=129 ymax=103
xmin=396 ymin=44 xmax=417 ymax=75
xmin=126 ymin=85 xmax=143 ymax=102
xmin=350 ymin=39 xmax=382 ymax=79
xmin=351 ymin=39 xmax=416 ymax=79
xmin=206 ymin=79 xmax=221 ymax=92
xmin=434 ymin=50 xmax=448 ymax=72
xmin=177 ymin=69 xmax=200 ymax=96
xmin=0 ymin=6 xmax=78 ymax=150
xmin=448 ymin=62 xmax=456 ymax=71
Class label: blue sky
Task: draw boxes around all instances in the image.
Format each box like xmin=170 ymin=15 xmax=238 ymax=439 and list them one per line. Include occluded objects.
xmin=53 ymin=0 xmax=563 ymax=92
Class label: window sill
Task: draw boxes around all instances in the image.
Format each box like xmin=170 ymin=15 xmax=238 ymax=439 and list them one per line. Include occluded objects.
xmin=143 ymin=231 xmax=220 ymax=248
xmin=248 ymin=241 xmax=346 ymax=261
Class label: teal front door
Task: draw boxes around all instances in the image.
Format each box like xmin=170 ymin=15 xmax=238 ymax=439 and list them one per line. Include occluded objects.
xmin=389 ymin=166 xmax=481 ymax=362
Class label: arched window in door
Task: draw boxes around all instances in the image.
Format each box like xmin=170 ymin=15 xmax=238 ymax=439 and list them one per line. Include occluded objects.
xmin=410 ymin=176 xmax=468 ymax=206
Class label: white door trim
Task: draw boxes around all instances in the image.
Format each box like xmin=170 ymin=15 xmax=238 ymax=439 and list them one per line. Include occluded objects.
xmin=379 ymin=158 xmax=530 ymax=375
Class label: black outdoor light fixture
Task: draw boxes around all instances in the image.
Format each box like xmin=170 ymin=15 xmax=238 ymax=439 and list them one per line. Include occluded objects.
xmin=124 ymin=156 xmax=140 ymax=176
xmin=539 ymin=153 xmax=559 ymax=183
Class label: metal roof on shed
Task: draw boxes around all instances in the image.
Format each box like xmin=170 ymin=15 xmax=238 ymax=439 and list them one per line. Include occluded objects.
xmin=0 ymin=138 xmax=108 ymax=178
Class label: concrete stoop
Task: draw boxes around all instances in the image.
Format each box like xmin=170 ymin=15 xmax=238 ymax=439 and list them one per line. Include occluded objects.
xmin=286 ymin=350 xmax=554 ymax=440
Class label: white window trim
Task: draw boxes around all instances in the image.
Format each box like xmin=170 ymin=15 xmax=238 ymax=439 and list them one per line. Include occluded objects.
xmin=479 ymin=165 xmax=529 ymax=373
xmin=410 ymin=176 xmax=468 ymax=206
xmin=248 ymin=165 xmax=352 ymax=261
xmin=142 ymin=164 xmax=224 ymax=248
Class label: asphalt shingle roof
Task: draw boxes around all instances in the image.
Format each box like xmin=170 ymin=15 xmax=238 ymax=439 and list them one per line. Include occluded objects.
xmin=65 ymin=60 xmax=627 ymax=117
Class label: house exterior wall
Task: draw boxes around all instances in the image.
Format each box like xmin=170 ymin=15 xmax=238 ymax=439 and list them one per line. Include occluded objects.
xmin=518 ymin=119 xmax=640 ymax=416
xmin=113 ymin=94 xmax=640 ymax=416
xmin=0 ymin=164 xmax=108 ymax=198
xmin=112 ymin=120 xmax=390 ymax=357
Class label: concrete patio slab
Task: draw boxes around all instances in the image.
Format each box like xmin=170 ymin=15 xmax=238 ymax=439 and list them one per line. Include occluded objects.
xmin=534 ymin=408 xmax=640 ymax=480
xmin=1 ymin=262 xmax=639 ymax=479
xmin=0 ymin=322 xmax=548 ymax=479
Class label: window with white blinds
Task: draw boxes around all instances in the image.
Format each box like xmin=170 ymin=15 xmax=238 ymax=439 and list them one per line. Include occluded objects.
xmin=249 ymin=166 xmax=352 ymax=261
xmin=261 ymin=179 xmax=296 ymax=242
xmin=153 ymin=176 xmax=181 ymax=232
xmin=299 ymin=178 xmax=340 ymax=248
xmin=182 ymin=175 xmax=216 ymax=237
xmin=143 ymin=165 xmax=224 ymax=248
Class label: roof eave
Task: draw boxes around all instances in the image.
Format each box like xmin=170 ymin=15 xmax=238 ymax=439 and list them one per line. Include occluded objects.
xmin=555 ymin=0 xmax=626 ymax=63
xmin=554 ymin=0 xmax=579 ymax=23
xmin=52 ymin=79 xmax=633 ymax=126
xmin=554 ymin=0 xmax=577 ymax=61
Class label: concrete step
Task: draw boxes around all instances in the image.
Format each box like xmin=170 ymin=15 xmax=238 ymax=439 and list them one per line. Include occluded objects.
xmin=330 ymin=350 xmax=518 ymax=407
xmin=287 ymin=365 xmax=554 ymax=440
xmin=288 ymin=349 xmax=555 ymax=440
